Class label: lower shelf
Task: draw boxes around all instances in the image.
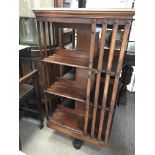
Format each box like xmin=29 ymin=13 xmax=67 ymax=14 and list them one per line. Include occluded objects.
xmin=46 ymin=120 xmax=106 ymax=148
xmin=48 ymin=109 xmax=84 ymax=133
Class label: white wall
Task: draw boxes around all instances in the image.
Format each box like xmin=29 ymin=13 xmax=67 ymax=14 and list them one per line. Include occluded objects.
xmin=86 ymin=0 xmax=133 ymax=8
xmin=19 ymin=0 xmax=54 ymax=17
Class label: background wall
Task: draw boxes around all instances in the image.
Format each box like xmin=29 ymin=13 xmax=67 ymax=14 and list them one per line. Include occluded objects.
xmin=86 ymin=0 xmax=133 ymax=8
xmin=19 ymin=0 xmax=54 ymax=17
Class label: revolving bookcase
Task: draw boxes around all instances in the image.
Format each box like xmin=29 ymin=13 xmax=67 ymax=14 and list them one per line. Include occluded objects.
xmin=33 ymin=8 xmax=134 ymax=149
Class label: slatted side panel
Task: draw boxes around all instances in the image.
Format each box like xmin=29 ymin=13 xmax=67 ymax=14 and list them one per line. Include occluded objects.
xmin=104 ymin=20 xmax=131 ymax=144
xmin=37 ymin=21 xmax=53 ymax=58
xmin=84 ymin=20 xmax=96 ymax=135
xmin=98 ymin=20 xmax=119 ymax=141
xmin=90 ymin=19 xmax=107 ymax=138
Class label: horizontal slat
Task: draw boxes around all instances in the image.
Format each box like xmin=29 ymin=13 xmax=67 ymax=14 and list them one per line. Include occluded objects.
xmin=33 ymin=8 xmax=135 ymax=20
xmin=20 ymin=106 xmax=38 ymax=113
xmin=53 ymin=23 xmax=91 ymax=29
xmin=19 ymin=70 xmax=38 ymax=84
xmin=36 ymin=17 xmax=92 ymax=24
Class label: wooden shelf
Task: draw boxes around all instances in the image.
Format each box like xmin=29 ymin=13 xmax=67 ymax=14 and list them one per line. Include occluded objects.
xmin=45 ymin=79 xmax=86 ymax=102
xmin=48 ymin=109 xmax=84 ymax=133
xmin=42 ymin=47 xmax=89 ymax=69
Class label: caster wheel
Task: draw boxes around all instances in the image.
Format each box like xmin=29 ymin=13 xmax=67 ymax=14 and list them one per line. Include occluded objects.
xmin=73 ymin=139 xmax=83 ymax=149
xmin=39 ymin=123 xmax=44 ymax=129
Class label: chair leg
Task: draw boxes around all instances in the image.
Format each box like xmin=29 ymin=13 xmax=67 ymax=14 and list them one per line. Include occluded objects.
xmin=39 ymin=119 xmax=44 ymax=129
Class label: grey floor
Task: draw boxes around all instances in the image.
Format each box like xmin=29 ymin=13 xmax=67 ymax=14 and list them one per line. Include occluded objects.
xmin=19 ymin=92 xmax=135 ymax=155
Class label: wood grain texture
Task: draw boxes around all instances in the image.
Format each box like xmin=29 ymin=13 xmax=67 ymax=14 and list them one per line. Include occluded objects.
xmin=33 ymin=8 xmax=135 ymax=19
xmin=84 ymin=21 xmax=96 ymax=135
xmin=105 ymin=20 xmax=132 ymax=144
xmin=42 ymin=54 xmax=89 ymax=68
xmin=91 ymin=20 xmax=107 ymax=138
xmin=98 ymin=20 xmax=119 ymax=141
xmin=45 ymin=79 xmax=86 ymax=102
xmin=48 ymin=109 xmax=84 ymax=132
xmin=33 ymin=8 xmax=135 ymax=148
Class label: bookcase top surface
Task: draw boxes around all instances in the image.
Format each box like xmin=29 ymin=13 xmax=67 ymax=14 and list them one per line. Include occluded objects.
xmin=33 ymin=8 xmax=135 ymax=18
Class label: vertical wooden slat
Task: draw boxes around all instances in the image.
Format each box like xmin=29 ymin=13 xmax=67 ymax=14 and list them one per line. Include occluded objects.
xmin=98 ymin=20 xmax=119 ymax=141
xmin=34 ymin=71 xmax=43 ymax=122
xmin=48 ymin=22 xmax=52 ymax=53
xmin=54 ymin=0 xmax=63 ymax=7
xmin=52 ymin=23 xmax=56 ymax=52
xmin=51 ymin=23 xmax=56 ymax=83
xmin=58 ymin=27 xmax=64 ymax=76
xmin=91 ymin=19 xmax=107 ymax=138
xmin=42 ymin=22 xmax=50 ymax=88
xmin=58 ymin=27 xmax=63 ymax=48
xmin=47 ymin=22 xmax=52 ymax=85
xmin=105 ymin=20 xmax=131 ymax=144
xmin=42 ymin=62 xmax=50 ymax=89
xmin=72 ymin=29 xmax=75 ymax=49
xmin=42 ymin=22 xmax=48 ymax=57
xmin=84 ymin=20 xmax=96 ymax=135
xmin=37 ymin=21 xmax=43 ymax=59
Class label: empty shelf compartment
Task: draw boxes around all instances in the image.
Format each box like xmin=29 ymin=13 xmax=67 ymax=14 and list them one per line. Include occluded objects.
xmin=45 ymin=79 xmax=86 ymax=102
xmin=48 ymin=109 xmax=84 ymax=133
xmin=42 ymin=47 xmax=89 ymax=68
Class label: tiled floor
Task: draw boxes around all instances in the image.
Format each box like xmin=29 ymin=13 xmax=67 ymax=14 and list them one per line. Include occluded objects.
xmin=19 ymin=92 xmax=135 ymax=155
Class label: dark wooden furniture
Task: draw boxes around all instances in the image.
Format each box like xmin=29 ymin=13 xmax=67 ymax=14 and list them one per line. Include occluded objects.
xmin=33 ymin=8 xmax=134 ymax=149
xmin=19 ymin=46 xmax=44 ymax=128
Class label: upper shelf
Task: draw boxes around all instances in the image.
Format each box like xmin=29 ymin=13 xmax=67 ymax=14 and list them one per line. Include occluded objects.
xmin=42 ymin=48 xmax=89 ymax=69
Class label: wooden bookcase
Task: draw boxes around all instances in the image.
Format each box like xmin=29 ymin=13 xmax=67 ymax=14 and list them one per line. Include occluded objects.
xmin=33 ymin=8 xmax=134 ymax=149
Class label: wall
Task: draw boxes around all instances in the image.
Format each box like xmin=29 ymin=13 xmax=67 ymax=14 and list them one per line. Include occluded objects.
xmin=19 ymin=0 xmax=54 ymax=17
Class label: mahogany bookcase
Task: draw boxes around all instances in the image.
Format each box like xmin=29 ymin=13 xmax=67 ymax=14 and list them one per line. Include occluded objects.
xmin=33 ymin=8 xmax=134 ymax=149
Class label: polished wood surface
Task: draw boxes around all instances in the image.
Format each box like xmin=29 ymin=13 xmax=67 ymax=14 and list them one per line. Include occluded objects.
xmin=45 ymin=79 xmax=86 ymax=102
xmin=48 ymin=109 xmax=84 ymax=132
xmin=33 ymin=8 xmax=134 ymax=19
xmin=33 ymin=8 xmax=134 ymax=148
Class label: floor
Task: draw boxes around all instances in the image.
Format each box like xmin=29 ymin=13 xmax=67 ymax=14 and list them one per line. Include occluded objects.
xmin=19 ymin=92 xmax=135 ymax=155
